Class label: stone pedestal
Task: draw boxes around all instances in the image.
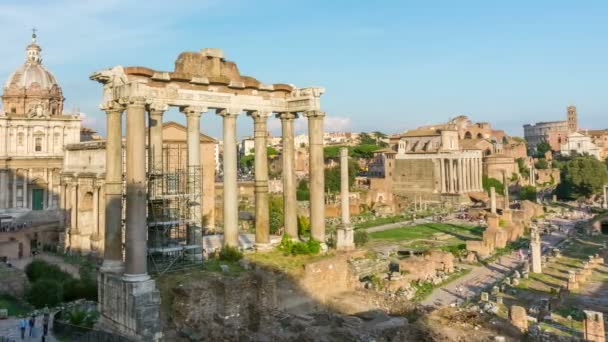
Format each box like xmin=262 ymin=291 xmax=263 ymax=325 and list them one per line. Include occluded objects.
xmin=510 ymin=305 xmax=528 ymax=332
xmin=336 ymin=225 xmax=355 ymax=251
xmin=98 ymin=272 xmax=162 ymax=341
xmin=584 ymin=310 xmax=605 ymax=342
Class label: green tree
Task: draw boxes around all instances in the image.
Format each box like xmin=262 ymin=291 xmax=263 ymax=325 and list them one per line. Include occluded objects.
xmin=239 ymin=154 xmax=254 ymax=169
xmin=26 ymin=279 xmax=63 ymax=308
xmin=556 ymin=156 xmax=608 ymax=199
xmin=535 ymin=141 xmax=551 ymax=157
xmin=534 ymin=158 xmax=549 ymax=169
xmin=323 ymin=145 xmax=349 ymax=159
xmin=267 ymin=146 xmax=279 ymax=158
xmin=358 ymin=132 xmax=377 ymax=145
xmin=269 ymin=196 xmax=284 ymax=234
xmin=519 ymin=186 xmax=538 ymax=201
xmin=352 ymin=144 xmax=381 ymax=159
xmin=482 ymin=176 xmax=504 ymax=195
xmin=324 ymin=160 xmax=357 ymax=193
xmin=296 ymin=179 xmax=310 ymax=201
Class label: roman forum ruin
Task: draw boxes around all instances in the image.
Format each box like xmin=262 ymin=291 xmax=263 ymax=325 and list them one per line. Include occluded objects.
xmin=90 ymin=48 xmax=327 ymax=340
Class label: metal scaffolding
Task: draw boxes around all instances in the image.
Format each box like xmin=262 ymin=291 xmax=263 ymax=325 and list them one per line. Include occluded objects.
xmin=146 ymin=145 xmax=202 ymax=274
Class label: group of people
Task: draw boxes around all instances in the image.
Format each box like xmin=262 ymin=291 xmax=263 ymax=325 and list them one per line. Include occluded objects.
xmin=0 ymin=221 xmax=31 ymax=233
xmin=18 ymin=310 xmax=50 ymax=341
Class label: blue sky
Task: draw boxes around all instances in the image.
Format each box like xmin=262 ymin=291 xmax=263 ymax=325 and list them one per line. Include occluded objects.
xmin=1 ymin=0 xmax=607 ymax=139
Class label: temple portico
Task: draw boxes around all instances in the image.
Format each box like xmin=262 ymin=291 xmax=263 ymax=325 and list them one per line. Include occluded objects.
xmin=90 ymin=48 xmax=326 ymax=340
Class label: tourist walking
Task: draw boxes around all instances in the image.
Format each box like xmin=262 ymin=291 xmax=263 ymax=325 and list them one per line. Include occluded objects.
xmin=29 ymin=314 xmax=36 ymax=337
xmin=42 ymin=309 xmax=50 ymax=336
xmin=19 ymin=317 xmax=27 ymax=340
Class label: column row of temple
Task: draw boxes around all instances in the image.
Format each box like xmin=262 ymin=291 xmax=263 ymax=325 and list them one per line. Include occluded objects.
xmin=100 ymin=97 xmax=327 ymax=281
xmin=0 ymin=169 xmax=59 ymax=209
xmin=439 ymin=157 xmax=483 ymax=194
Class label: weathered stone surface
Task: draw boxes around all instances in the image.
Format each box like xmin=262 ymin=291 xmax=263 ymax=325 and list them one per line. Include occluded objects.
xmin=0 ymin=263 xmax=28 ymax=298
xmin=584 ymin=310 xmax=605 ymax=342
xmin=509 ymin=305 xmax=528 ymax=332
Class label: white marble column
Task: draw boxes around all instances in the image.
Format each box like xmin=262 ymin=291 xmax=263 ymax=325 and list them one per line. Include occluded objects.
xmin=101 ymin=104 xmax=124 ymax=273
xmin=124 ymin=97 xmax=149 ymax=281
xmin=277 ymin=112 xmax=298 ymax=239
xmin=217 ymin=109 xmax=240 ymax=247
xmin=305 ymin=111 xmax=326 ymax=244
xmin=337 ymin=147 xmax=354 ymax=250
xmin=457 ymin=159 xmax=463 ymax=193
xmin=248 ymin=110 xmax=271 ymax=246
xmin=182 ymin=106 xmax=206 ymax=248
xmin=148 ymin=103 xmax=168 ymax=172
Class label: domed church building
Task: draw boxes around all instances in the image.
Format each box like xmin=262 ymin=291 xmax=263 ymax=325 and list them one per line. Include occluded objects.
xmin=0 ymin=32 xmax=82 ymax=211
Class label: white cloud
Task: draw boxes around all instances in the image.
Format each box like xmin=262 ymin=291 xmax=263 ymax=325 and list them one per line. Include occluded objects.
xmin=324 ymin=116 xmax=352 ymax=132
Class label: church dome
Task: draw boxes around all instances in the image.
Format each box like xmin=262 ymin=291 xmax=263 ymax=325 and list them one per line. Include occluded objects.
xmin=4 ymin=34 xmax=59 ymax=90
xmin=4 ymin=61 xmax=59 ymax=90
xmin=2 ymin=31 xmax=64 ymax=117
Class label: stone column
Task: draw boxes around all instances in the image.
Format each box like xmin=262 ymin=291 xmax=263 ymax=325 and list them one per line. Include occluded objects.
xmin=13 ymin=173 xmax=17 ymax=208
xmin=182 ymin=106 xmax=206 ymax=249
xmin=248 ymin=111 xmax=271 ymax=246
xmin=530 ymin=226 xmax=542 ymax=273
xmin=502 ymin=171 xmax=509 ymax=209
xmin=93 ymin=185 xmax=99 ymax=238
xmin=439 ymin=158 xmax=446 ymax=193
xmin=490 ymin=187 xmax=497 ymax=214
xmin=458 ymin=158 xmax=464 ymax=193
xmin=277 ymin=112 xmax=298 ymax=239
xmin=47 ymin=169 xmax=53 ymax=209
xmin=23 ymin=170 xmax=29 ymax=209
xmin=450 ymin=159 xmax=456 ymax=193
xmin=123 ymin=97 xmax=149 ymax=282
xmin=148 ymin=103 xmax=168 ymax=172
xmin=101 ymin=104 xmax=124 ymax=273
xmin=218 ymin=109 xmax=240 ymax=247
xmin=603 ymin=185 xmax=607 ymax=209
xmin=0 ymin=171 xmax=7 ymax=208
xmin=337 ymin=147 xmax=354 ymax=250
xmin=70 ymin=183 xmax=78 ymax=232
xmin=305 ymin=111 xmax=326 ymax=244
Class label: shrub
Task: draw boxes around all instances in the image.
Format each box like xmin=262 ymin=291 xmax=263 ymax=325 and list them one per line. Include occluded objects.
xmin=534 ymin=158 xmax=549 ymax=170
xmin=354 ymin=230 xmax=369 ymax=247
xmin=297 ymin=216 xmax=311 ymax=237
xmin=219 ymin=246 xmax=243 ymax=262
xmin=519 ymin=186 xmax=538 ymax=201
xmin=26 ymin=279 xmax=63 ymax=308
xmin=25 ymin=260 xmax=71 ymax=283
xmin=277 ymin=235 xmax=321 ymax=255
xmin=63 ymin=278 xmax=97 ymax=302
xmin=482 ymin=176 xmax=504 ymax=195
xmin=63 ymin=307 xmax=99 ymax=328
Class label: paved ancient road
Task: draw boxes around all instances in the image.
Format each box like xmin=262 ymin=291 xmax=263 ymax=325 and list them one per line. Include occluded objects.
xmin=0 ymin=317 xmax=57 ymax=342
xmin=422 ymin=225 xmax=570 ymax=308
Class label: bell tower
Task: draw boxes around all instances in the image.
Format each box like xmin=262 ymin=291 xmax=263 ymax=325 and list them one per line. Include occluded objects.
xmin=567 ymin=105 xmax=578 ymax=133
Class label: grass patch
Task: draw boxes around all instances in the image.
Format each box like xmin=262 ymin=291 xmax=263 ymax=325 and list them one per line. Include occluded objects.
xmin=369 ymin=223 xmax=481 ymax=242
xmin=245 ymin=249 xmax=332 ymax=276
xmin=202 ymin=259 xmax=245 ymax=276
xmin=0 ymin=294 xmax=32 ymax=317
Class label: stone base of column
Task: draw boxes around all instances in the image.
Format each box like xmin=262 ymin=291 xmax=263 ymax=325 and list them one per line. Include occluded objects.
xmin=254 ymin=242 xmax=274 ymax=252
xmin=97 ymin=272 xmax=162 ymax=341
xmin=100 ymin=260 xmax=124 ymax=274
xmin=336 ymin=225 xmax=355 ymax=251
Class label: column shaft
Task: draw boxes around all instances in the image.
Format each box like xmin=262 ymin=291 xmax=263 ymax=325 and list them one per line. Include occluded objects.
xmin=278 ymin=113 xmax=298 ymax=239
xmin=183 ymin=107 xmax=205 ymax=247
xmin=340 ymin=148 xmax=350 ymax=225
xmin=124 ymin=98 xmax=149 ymax=280
xmin=306 ymin=111 xmax=326 ymax=243
xmin=148 ymin=106 xmax=165 ymax=172
xmin=439 ymin=158 xmax=446 ymax=193
xmin=250 ymin=112 xmax=270 ymax=245
xmin=219 ymin=110 xmax=239 ymax=247
xmin=102 ymin=106 xmax=124 ymax=272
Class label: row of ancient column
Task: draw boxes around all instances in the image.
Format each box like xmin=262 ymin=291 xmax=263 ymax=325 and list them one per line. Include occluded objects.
xmin=0 ymin=169 xmax=57 ymax=209
xmin=100 ymin=97 xmax=327 ymax=281
xmin=439 ymin=157 xmax=482 ymax=194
